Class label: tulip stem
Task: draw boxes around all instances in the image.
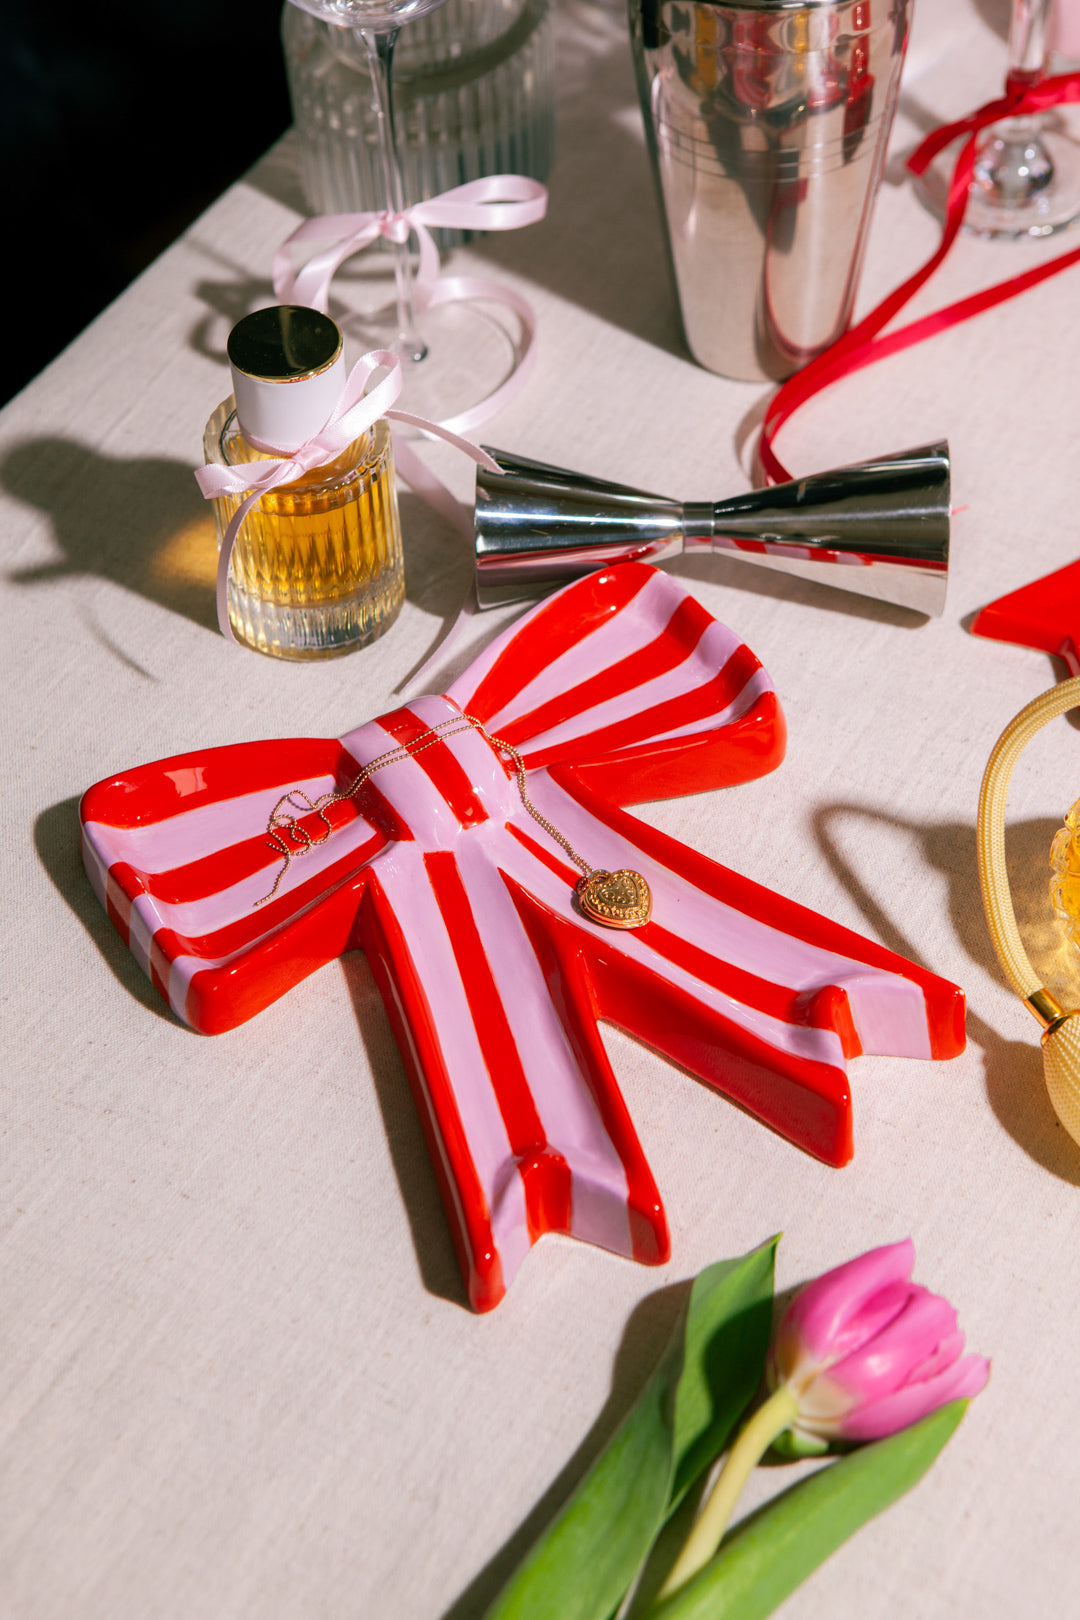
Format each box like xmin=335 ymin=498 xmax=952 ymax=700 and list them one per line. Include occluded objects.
xmin=656 ymin=1383 xmax=800 ymax=1602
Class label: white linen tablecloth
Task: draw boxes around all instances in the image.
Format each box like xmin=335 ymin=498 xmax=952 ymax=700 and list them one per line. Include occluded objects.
xmin=3 ymin=0 xmax=1080 ymax=1614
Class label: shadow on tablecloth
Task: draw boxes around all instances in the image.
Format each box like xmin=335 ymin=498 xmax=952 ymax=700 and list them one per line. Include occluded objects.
xmin=1 ymin=436 xmax=474 ymax=655
xmin=442 ymin=1277 xmax=692 ymax=1619
xmin=2 ymin=437 xmax=220 ymax=638
xmin=34 ymin=796 xmax=178 ymax=1026
xmin=341 ymin=952 xmax=472 ymax=1311
xmin=815 ymin=802 xmax=1080 ymax=1186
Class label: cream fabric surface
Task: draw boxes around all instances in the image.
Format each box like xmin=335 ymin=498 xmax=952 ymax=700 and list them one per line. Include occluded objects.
xmin=4 ymin=0 xmax=1080 ymax=1614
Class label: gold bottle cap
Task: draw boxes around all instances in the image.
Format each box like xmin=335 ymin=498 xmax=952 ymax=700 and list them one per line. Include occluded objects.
xmin=227 ymin=306 xmax=346 ymax=455
xmin=228 ymin=306 xmax=342 ymax=381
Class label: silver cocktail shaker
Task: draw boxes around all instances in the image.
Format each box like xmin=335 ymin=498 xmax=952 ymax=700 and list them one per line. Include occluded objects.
xmin=630 ymin=0 xmax=911 ymax=381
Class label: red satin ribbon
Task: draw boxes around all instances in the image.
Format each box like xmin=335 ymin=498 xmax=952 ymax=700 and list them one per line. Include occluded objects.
xmin=759 ymin=71 xmax=1080 ymax=486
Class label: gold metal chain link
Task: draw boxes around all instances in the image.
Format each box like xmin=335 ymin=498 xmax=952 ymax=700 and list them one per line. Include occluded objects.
xmin=255 ymin=712 xmax=594 ymax=907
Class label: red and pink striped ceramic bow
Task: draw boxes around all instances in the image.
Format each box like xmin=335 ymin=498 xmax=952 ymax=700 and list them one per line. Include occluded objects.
xmin=81 ymin=565 xmax=964 ymax=1310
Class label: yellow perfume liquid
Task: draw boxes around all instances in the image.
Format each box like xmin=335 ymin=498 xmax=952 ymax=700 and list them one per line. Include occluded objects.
xmin=203 ymin=403 xmax=405 ymax=659
xmin=1051 ymin=799 xmax=1080 ymax=947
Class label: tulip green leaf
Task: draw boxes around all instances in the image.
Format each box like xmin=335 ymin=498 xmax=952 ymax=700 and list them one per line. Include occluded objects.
xmin=669 ymin=1238 xmax=777 ymax=1509
xmin=482 ymin=1241 xmax=777 ymax=1620
xmin=647 ymin=1399 xmax=969 ymax=1620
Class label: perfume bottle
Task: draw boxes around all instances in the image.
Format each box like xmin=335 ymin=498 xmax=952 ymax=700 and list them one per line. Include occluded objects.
xmin=203 ymin=305 xmax=405 ymax=659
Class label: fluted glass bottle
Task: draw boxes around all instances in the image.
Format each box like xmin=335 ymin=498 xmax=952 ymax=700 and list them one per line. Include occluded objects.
xmin=203 ymin=408 xmax=404 ymax=659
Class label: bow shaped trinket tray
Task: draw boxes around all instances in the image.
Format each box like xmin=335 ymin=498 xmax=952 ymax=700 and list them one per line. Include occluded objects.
xmin=81 ymin=564 xmax=964 ymax=1310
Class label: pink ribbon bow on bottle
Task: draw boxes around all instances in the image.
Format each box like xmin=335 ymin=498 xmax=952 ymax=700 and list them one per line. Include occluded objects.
xmin=80 ymin=564 xmax=964 ymax=1310
xmin=194 ymin=346 xmax=501 ymax=642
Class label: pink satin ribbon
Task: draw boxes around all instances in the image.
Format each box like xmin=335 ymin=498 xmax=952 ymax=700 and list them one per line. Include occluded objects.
xmin=195 ymin=348 xmax=501 ymax=643
xmin=198 ymin=175 xmax=548 ymax=643
xmin=272 ymin=175 xmax=548 ymax=435
xmin=760 ymin=71 xmax=1080 ymax=485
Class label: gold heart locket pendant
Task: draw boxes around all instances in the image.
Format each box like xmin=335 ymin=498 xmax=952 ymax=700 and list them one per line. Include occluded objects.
xmin=255 ymin=712 xmax=656 ymax=933
xmin=577 ymin=869 xmax=653 ymax=930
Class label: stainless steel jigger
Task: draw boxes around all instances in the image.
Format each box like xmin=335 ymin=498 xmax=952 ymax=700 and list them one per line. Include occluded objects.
xmin=630 ymin=0 xmax=912 ymax=381
xmin=473 ymin=442 xmax=951 ymax=615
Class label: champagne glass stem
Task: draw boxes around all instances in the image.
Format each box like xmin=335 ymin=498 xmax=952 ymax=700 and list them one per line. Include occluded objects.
xmin=973 ymin=0 xmax=1054 ymax=206
xmin=358 ymin=25 xmax=428 ymax=363
xmin=1008 ymin=0 xmax=1051 ymax=81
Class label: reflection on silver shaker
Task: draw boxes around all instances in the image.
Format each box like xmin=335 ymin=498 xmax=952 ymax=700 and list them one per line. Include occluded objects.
xmin=630 ymin=0 xmax=911 ymax=381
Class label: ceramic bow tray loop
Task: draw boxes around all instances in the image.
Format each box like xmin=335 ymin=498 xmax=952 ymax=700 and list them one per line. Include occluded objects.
xmin=81 ymin=564 xmax=965 ymax=1311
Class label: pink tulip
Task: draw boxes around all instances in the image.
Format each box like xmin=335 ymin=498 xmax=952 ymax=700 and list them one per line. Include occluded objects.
xmin=767 ymin=1238 xmax=990 ymax=1452
xmin=659 ymin=1238 xmax=989 ymax=1600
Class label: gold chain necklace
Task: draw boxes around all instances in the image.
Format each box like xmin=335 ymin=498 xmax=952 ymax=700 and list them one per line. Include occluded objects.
xmin=255 ymin=712 xmax=652 ymax=929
